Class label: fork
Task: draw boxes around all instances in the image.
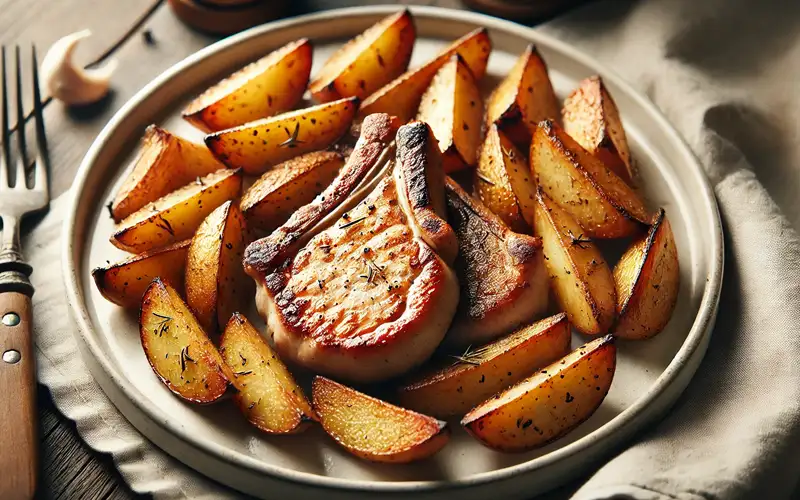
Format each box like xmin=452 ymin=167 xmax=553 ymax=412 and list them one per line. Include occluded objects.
xmin=0 ymin=45 xmax=49 ymax=500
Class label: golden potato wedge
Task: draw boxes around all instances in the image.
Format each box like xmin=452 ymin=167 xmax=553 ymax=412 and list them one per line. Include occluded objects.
xmin=485 ymin=44 xmax=559 ymax=147
xmin=614 ymin=209 xmax=680 ymax=339
xmin=462 ymin=335 xmax=616 ymax=452
xmin=312 ymin=376 xmax=449 ymax=463
xmin=111 ymin=126 xmax=227 ymax=222
xmin=92 ymin=240 xmax=190 ymax=308
xmin=474 ymin=124 xmax=536 ymax=232
xmin=140 ymin=278 xmax=233 ymax=403
xmin=416 ymin=55 xmax=483 ymax=173
xmin=531 ymin=120 xmax=649 ymax=238
xmin=562 ymin=76 xmax=635 ymax=184
xmin=398 ymin=313 xmax=571 ymax=418
xmin=240 ymin=151 xmax=344 ymax=232
xmin=534 ymin=189 xmax=616 ymax=335
xmin=359 ymin=27 xmax=491 ymax=122
xmin=309 ymin=10 xmax=415 ymax=103
xmin=183 ymin=39 xmax=312 ymax=132
xmin=185 ymin=201 xmax=252 ymax=334
xmin=111 ymin=168 xmax=243 ymax=253
xmin=220 ymin=313 xmax=316 ymax=434
xmin=205 ymin=97 xmax=357 ymax=175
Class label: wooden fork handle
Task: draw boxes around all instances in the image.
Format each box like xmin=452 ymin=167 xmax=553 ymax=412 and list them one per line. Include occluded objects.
xmin=0 ymin=291 xmax=37 ymax=500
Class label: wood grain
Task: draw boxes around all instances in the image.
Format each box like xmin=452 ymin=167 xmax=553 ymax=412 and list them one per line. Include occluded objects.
xmin=0 ymin=292 xmax=37 ymax=500
xmin=44 ymin=4 xmax=217 ymax=198
xmin=1 ymin=0 xmax=160 ymax=131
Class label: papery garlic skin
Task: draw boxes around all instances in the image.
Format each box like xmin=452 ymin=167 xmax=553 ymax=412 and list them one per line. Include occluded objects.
xmin=40 ymin=30 xmax=116 ymax=106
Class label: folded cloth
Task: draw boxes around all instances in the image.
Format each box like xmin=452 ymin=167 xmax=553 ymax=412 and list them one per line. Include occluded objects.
xmin=541 ymin=0 xmax=800 ymax=498
xmin=33 ymin=0 xmax=800 ymax=498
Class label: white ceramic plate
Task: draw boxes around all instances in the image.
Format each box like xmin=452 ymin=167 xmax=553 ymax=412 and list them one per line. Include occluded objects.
xmin=63 ymin=6 xmax=723 ymax=499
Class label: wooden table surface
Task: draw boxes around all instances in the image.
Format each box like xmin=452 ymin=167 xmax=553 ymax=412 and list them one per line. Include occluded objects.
xmin=12 ymin=1 xmax=573 ymax=498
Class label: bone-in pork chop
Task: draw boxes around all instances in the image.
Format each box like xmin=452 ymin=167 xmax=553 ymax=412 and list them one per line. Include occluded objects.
xmin=443 ymin=178 xmax=548 ymax=348
xmin=244 ymin=119 xmax=459 ymax=382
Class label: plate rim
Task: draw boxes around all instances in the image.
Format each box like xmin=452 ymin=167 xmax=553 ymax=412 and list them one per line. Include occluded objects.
xmin=61 ymin=4 xmax=724 ymax=494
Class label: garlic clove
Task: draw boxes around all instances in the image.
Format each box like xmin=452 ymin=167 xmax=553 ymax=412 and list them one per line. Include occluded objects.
xmin=40 ymin=29 xmax=116 ymax=106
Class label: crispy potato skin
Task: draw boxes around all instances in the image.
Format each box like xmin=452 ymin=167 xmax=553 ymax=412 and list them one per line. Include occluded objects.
xmin=312 ymin=376 xmax=449 ymax=463
xmin=205 ymin=97 xmax=357 ymax=175
xmin=614 ymin=209 xmax=680 ymax=339
xmin=474 ymin=124 xmax=535 ymax=233
xmin=309 ymin=10 xmax=415 ymax=102
xmin=111 ymin=168 xmax=243 ymax=253
xmin=111 ymin=126 xmax=226 ymax=222
xmin=240 ymin=151 xmax=344 ymax=232
xmin=416 ymin=55 xmax=483 ymax=173
xmin=220 ymin=313 xmax=316 ymax=434
xmin=562 ymin=76 xmax=635 ymax=184
xmin=359 ymin=28 xmax=491 ymax=122
xmin=185 ymin=201 xmax=253 ymax=334
xmin=462 ymin=335 xmax=616 ymax=452
xmin=534 ymin=189 xmax=616 ymax=335
xmin=485 ymin=45 xmax=559 ymax=148
xmin=139 ymin=278 xmax=233 ymax=403
xmin=183 ymin=39 xmax=313 ymax=132
xmin=398 ymin=313 xmax=570 ymax=418
xmin=530 ymin=120 xmax=648 ymax=238
xmin=92 ymin=240 xmax=190 ymax=308
xmin=443 ymin=178 xmax=548 ymax=348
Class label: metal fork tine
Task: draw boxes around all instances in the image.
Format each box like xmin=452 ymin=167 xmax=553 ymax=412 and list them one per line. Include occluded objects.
xmin=13 ymin=45 xmax=27 ymax=189
xmin=0 ymin=46 xmax=8 ymax=188
xmin=31 ymin=45 xmax=47 ymax=196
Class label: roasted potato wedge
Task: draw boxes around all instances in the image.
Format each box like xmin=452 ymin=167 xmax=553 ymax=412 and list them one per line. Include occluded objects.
xmin=485 ymin=44 xmax=559 ymax=147
xmin=92 ymin=240 xmax=190 ymax=308
xmin=309 ymin=10 xmax=415 ymax=102
xmin=474 ymin=124 xmax=536 ymax=232
xmin=140 ymin=278 xmax=233 ymax=403
xmin=359 ymin=27 xmax=491 ymax=122
xmin=531 ymin=120 xmax=649 ymax=238
xmin=111 ymin=168 xmax=243 ymax=253
xmin=534 ymin=189 xmax=616 ymax=335
xmin=220 ymin=313 xmax=316 ymax=434
xmin=312 ymin=376 xmax=449 ymax=463
xmin=398 ymin=313 xmax=571 ymax=418
xmin=462 ymin=335 xmax=616 ymax=452
xmin=614 ymin=209 xmax=680 ymax=339
xmin=185 ymin=201 xmax=252 ymax=334
xmin=416 ymin=55 xmax=483 ymax=173
xmin=111 ymin=126 xmax=227 ymax=222
xmin=562 ymin=76 xmax=635 ymax=184
xmin=183 ymin=39 xmax=312 ymax=132
xmin=205 ymin=97 xmax=357 ymax=175
xmin=240 ymin=151 xmax=344 ymax=232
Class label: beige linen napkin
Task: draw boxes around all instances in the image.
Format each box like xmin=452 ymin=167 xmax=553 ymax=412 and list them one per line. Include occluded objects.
xmin=34 ymin=0 xmax=800 ymax=498
xmin=541 ymin=0 xmax=800 ymax=498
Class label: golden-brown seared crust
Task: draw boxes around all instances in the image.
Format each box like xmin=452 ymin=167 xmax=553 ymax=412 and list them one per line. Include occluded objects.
xmin=249 ymin=118 xmax=459 ymax=382
xmin=444 ymin=178 xmax=548 ymax=347
xmin=265 ymin=174 xmax=459 ymax=381
xmin=395 ymin=121 xmax=458 ymax=265
xmin=243 ymin=113 xmax=400 ymax=277
xmin=267 ymin=177 xmax=444 ymax=347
